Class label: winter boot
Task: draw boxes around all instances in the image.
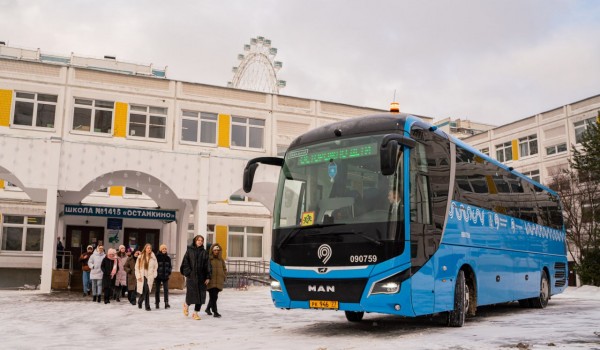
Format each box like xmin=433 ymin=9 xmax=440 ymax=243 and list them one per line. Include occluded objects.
xmin=155 ymin=302 xmax=160 ymax=309
xmin=213 ymin=312 xmax=222 ymax=318
xmin=165 ymin=302 xmax=170 ymax=309
xmin=205 ymin=308 xmax=212 ymax=316
xmin=97 ymin=296 xmax=101 ymax=303
xmin=93 ymin=295 xmax=97 ymax=302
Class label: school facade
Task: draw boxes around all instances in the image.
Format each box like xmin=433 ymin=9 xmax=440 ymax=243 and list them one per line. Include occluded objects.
xmin=0 ymin=45 xmax=394 ymax=291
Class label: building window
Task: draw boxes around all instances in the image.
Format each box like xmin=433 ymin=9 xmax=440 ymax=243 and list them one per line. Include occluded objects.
xmin=227 ymin=226 xmax=263 ymax=258
xmin=231 ymin=116 xmax=265 ymax=149
xmin=128 ymin=105 xmax=167 ymax=140
xmin=206 ymin=224 xmax=215 ymax=246
xmin=518 ymin=134 xmax=538 ymax=157
xmin=581 ymin=202 xmax=599 ymax=223
xmin=1 ymin=215 xmax=45 ymax=252
xmin=480 ymin=147 xmax=489 ymax=156
xmin=545 ymin=143 xmax=567 ymax=156
xmin=13 ymin=92 xmax=58 ymax=129
xmin=72 ymin=98 xmax=114 ymax=134
xmin=181 ymin=111 xmax=217 ymax=144
xmin=522 ymin=169 xmax=540 ymax=183
xmin=574 ymin=117 xmax=596 ymax=144
xmin=495 ymin=141 xmax=513 ymax=162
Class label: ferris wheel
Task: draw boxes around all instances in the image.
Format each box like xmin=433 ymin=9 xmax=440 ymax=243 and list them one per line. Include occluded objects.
xmin=227 ymin=36 xmax=286 ymax=94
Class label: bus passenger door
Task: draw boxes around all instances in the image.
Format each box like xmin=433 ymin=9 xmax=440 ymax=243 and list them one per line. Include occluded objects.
xmin=409 ymin=172 xmax=437 ymax=315
xmin=408 ymin=128 xmax=450 ymax=316
xmin=410 ymin=223 xmax=437 ymax=315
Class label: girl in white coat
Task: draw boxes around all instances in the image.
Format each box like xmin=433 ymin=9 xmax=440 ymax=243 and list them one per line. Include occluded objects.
xmin=88 ymin=245 xmax=106 ymax=303
xmin=135 ymin=243 xmax=158 ymax=311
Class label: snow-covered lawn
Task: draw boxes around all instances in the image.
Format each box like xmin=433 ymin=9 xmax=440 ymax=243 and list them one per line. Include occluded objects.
xmin=2 ymin=286 xmax=599 ymax=349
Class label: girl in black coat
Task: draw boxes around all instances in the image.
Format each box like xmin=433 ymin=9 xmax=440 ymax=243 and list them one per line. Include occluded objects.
xmin=155 ymin=244 xmax=172 ymax=309
xmin=180 ymin=235 xmax=211 ymax=320
xmin=101 ymin=248 xmax=119 ymax=304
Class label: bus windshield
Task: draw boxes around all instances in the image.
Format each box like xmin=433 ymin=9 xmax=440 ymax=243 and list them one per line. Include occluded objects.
xmin=273 ymin=134 xmax=403 ymax=244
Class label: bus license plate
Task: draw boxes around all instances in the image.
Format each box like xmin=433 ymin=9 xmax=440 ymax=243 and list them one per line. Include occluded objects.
xmin=309 ymin=300 xmax=339 ymax=309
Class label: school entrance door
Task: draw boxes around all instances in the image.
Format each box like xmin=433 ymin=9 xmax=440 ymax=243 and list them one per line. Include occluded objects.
xmin=65 ymin=226 xmax=105 ymax=270
xmin=124 ymin=228 xmax=160 ymax=252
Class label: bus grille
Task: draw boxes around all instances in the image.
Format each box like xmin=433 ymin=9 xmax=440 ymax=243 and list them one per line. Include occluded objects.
xmin=283 ymin=278 xmax=368 ymax=303
xmin=554 ymin=262 xmax=567 ymax=287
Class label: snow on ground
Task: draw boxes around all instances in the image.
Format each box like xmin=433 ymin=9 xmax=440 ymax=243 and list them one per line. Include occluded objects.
xmin=1 ymin=286 xmax=599 ymax=350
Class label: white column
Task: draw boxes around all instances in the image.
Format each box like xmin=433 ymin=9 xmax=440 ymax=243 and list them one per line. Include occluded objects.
xmin=176 ymin=201 xmax=192 ymax=268
xmin=195 ymin=154 xmax=210 ymax=241
xmin=194 ymin=198 xmax=208 ymax=240
xmin=39 ymin=186 xmax=59 ymax=293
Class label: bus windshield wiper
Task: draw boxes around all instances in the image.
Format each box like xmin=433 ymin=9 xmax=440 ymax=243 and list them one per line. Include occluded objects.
xmin=317 ymin=230 xmax=383 ymax=246
xmin=277 ymin=223 xmax=343 ymax=249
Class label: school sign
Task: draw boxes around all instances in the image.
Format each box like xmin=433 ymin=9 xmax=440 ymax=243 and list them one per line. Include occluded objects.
xmin=63 ymin=205 xmax=176 ymax=221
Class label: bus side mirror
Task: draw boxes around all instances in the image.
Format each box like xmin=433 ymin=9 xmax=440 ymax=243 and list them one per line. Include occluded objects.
xmin=380 ymin=140 xmax=399 ymax=176
xmin=243 ymin=163 xmax=259 ymax=193
xmin=243 ymin=157 xmax=284 ymax=193
xmin=380 ymin=134 xmax=416 ymax=176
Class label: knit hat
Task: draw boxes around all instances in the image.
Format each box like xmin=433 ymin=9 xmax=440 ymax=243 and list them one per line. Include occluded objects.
xmin=159 ymin=244 xmax=167 ymax=251
xmin=86 ymin=245 xmax=94 ymax=250
xmin=119 ymin=245 xmax=126 ymax=251
xmin=126 ymin=247 xmax=133 ymax=253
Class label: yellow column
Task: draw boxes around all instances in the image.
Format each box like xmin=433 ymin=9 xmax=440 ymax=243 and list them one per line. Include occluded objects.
xmin=0 ymin=179 xmax=5 ymax=189
xmin=511 ymin=139 xmax=519 ymax=161
xmin=0 ymin=89 xmax=12 ymax=127
xmin=215 ymin=225 xmax=228 ymax=257
xmin=109 ymin=186 xmax=124 ymax=196
xmin=113 ymin=102 xmax=128 ymax=137
xmin=217 ymin=114 xmax=231 ymax=148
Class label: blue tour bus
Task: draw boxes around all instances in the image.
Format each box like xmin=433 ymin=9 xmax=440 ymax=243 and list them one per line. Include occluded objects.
xmin=243 ymin=112 xmax=568 ymax=326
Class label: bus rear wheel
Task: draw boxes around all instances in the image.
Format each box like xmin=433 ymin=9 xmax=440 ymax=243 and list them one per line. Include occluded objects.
xmin=530 ymin=270 xmax=550 ymax=309
xmin=345 ymin=311 xmax=364 ymax=322
xmin=447 ymin=270 xmax=469 ymax=327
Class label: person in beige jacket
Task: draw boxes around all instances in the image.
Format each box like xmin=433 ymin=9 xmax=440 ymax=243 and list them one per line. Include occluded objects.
xmin=135 ymin=243 xmax=158 ymax=311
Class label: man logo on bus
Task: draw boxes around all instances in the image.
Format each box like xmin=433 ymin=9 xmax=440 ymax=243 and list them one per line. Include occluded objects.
xmin=318 ymin=244 xmax=332 ymax=264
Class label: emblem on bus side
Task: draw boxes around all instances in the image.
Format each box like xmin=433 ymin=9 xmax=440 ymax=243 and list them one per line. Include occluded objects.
xmin=317 ymin=244 xmax=332 ymax=264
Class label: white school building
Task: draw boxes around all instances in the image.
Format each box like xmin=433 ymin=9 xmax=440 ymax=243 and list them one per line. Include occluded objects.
xmin=0 ymin=44 xmax=394 ymax=291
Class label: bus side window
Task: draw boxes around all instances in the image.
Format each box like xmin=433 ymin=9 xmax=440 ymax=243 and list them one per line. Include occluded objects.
xmin=410 ymin=142 xmax=431 ymax=224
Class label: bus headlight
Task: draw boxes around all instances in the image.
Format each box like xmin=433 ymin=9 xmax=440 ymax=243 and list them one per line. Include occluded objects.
xmin=373 ymin=281 xmax=400 ymax=294
xmin=270 ymin=279 xmax=282 ymax=292
xmin=370 ymin=269 xmax=410 ymax=295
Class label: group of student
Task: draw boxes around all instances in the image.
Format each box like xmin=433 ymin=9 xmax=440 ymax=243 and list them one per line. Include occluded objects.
xmin=77 ymin=234 xmax=227 ymax=320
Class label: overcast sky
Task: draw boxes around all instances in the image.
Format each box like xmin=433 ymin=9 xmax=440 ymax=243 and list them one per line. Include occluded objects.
xmin=1 ymin=0 xmax=599 ymax=124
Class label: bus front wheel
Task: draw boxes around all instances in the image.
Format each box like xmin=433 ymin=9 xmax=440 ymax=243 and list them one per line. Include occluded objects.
xmin=447 ymin=270 xmax=469 ymax=327
xmin=530 ymin=270 xmax=550 ymax=309
xmin=345 ymin=311 xmax=364 ymax=322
